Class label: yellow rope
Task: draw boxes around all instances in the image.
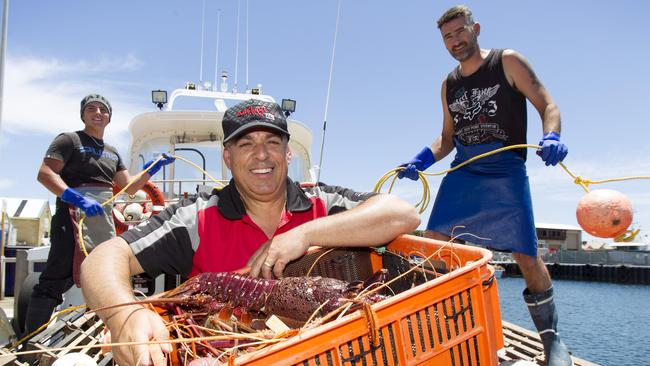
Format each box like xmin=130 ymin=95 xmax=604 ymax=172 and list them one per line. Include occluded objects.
xmin=12 ymin=305 xmax=88 ymax=349
xmin=77 ymin=154 xmax=226 ymax=256
xmin=374 ymin=144 xmax=650 ymax=213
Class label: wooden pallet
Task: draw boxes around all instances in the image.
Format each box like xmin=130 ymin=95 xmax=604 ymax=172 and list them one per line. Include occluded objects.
xmin=2 ymin=314 xmax=601 ymax=366
xmin=500 ymin=321 xmax=599 ymax=366
xmin=1 ymin=309 xmax=113 ymax=366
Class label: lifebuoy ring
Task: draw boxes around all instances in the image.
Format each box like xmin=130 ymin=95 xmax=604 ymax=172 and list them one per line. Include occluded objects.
xmin=112 ymin=181 xmax=166 ymax=235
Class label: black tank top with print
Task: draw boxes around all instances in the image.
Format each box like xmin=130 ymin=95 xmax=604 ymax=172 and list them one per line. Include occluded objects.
xmin=445 ymin=49 xmax=528 ymax=159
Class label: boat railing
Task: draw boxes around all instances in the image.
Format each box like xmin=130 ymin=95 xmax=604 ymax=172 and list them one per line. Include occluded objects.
xmin=150 ymin=178 xmax=229 ymax=202
xmin=166 ymin=88 xmax=276 ymax=112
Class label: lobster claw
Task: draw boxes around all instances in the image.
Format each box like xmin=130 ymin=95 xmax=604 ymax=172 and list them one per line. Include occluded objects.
xmin=364 ymin=269 xmax=388 ymax=289
xmin=362 ymin=269 xmax=389 ymax=298
xmin=340 ymin=269 xmax=389 ymax=306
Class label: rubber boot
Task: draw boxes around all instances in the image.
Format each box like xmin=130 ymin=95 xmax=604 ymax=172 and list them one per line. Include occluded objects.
xmin=523 ymin=287 xmax=573 ymax=366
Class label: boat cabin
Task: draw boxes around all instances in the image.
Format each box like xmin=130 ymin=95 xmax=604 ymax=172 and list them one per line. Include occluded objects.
xmin=124 ymin=86 xmax=314 ymax=202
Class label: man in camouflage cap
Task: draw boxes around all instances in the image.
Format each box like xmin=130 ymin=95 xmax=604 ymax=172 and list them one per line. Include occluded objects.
xmin=24 ymin=93 xmax=174 ymax=335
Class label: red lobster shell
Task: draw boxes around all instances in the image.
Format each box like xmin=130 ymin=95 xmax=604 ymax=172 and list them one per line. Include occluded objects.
xmin=162 ymin=271 xmax=386 ymax=322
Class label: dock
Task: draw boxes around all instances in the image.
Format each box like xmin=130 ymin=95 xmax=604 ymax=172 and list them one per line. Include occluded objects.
xmin=0 ymin=304 xmax=599 ymax=365
xmin=495 ymin=261 xmax=650 ymax=285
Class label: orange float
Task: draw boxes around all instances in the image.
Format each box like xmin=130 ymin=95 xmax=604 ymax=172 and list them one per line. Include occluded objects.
xmin=576 ymin=189 xmax=633 ymax=238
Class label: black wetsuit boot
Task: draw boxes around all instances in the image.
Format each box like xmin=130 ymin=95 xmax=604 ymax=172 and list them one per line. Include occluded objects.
xmin=524 ymin=287 xmax=573 ymax=366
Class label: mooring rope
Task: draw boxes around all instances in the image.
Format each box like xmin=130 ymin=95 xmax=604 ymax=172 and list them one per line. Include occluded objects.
xmin=374 ymin=144 xmax=650 ymax=213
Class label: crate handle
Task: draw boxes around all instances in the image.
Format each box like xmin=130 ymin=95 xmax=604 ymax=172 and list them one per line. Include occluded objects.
xmin=444 ymin=302 xmax=470 ymax=321
xmin=361 ymin=302 xmax=381 ymax=347
xmin=482 ymin=273 xmax=496 ymax=288
xmin=340 ymin=338 xmax=385 ymax=364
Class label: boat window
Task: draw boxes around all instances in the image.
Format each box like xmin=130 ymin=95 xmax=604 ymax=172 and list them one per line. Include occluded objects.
xmin=288 ymin=155 xmax=306 ymax=182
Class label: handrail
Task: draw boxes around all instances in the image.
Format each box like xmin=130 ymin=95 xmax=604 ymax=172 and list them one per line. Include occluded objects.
xmin=166 ymin=88 xmax=275 ymax=111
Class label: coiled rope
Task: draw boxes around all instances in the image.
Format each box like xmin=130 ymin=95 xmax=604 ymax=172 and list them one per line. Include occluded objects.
xmin=373 ymin=144 xmax=650 ymax=214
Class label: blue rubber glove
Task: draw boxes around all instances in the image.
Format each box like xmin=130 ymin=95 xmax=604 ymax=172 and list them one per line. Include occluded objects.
xmin=536 ymin=132 xmax=568 ymax=166
xmin=144 ymin=153 xmax=175 ymax=176
xmin=397 ymin=146 xmax=436 ymax=180
xmin=61 ymin=188 xmax=103 ymax=216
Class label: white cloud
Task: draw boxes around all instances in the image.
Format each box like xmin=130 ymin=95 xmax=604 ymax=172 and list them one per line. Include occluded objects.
xmin=0 ymin=178 xmax=14 ymax=190
xmin=2 ymin=55 xmax=147 ymax=150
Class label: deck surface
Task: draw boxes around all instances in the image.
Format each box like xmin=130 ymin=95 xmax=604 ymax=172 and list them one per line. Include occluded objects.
xmin=0 ymin=300 xmax=600 ymax=366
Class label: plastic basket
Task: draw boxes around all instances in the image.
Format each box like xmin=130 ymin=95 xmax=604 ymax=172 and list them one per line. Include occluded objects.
xmin=233 ymin=234 xmax=504 ymax=365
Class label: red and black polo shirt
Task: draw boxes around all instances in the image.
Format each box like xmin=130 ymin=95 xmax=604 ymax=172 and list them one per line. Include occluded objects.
xmin=120 ymin=178 xmax=376 ymax=277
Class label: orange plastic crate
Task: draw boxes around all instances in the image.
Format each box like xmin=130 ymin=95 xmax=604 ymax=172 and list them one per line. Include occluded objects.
xmin=233 ymin=234 xmax=504 ymax=365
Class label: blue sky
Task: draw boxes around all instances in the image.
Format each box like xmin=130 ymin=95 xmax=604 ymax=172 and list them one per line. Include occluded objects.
xmin=0 ymin=0 xmax=649 ymax=241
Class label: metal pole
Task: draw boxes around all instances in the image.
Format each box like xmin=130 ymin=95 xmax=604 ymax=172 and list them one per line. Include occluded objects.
xmin=0 ymin=0 xmax=9 ymax=299
xmin=213 ymin=9 xmax=221 ymax=90
xmin=0 ymin=0 xmax=9 ymax=137
xmin=233 ymin=0 xmax=240 ymax=93
xmin=316 ymin=0 xmax=342 ymax=184
xmin=199 ymin=0 xmax=206 ymax=84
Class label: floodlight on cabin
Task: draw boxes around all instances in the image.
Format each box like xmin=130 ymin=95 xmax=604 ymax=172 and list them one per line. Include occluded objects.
xmin=281 ymin=98 xmax=296 ymax=117
xmin=220 ymin=71 xmax=229 ymax=92
xmin=152 ymin=90 xmax=168 ymax=110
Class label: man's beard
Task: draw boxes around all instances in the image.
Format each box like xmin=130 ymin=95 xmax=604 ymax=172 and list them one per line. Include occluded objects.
xmin=449 ymin=38 xmax=478 ymax=62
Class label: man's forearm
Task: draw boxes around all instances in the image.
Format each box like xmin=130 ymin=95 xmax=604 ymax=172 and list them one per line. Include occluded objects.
xmin=81 ymin=237 xmax=143 ymax=326
xmin=541 ymin=103 xmax=561 ymax=134
xmin=430 ymin=135 xmax=455 ymax=162
xmin=37 ymin=163 xmax=68 ymax=197
xmin=301 ymin=194 xmax=420 ymax=248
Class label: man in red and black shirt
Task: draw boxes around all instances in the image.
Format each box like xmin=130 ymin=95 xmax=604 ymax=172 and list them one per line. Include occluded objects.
xmin=81 ymin=99 xmax=420 ymax=366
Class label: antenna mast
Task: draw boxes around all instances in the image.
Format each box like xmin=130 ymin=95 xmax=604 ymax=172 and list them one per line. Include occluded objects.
xmin=0 ymin=0 xmax=8 ymax=139
xmin=199 ymin=0 xmax=206 ymax=84
xmin=233 ymin=0 xmax=241 ymax=93
xmin=316 ymin=0 xmax=342 ymax=184
xmin=245 ymin=0 xmax=249 ymax=91
xmin=213 ymin=9 xmax=221 ymax=90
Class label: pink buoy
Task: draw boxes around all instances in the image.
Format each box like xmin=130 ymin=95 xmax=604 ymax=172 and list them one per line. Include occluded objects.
xmin=576 ymin=189 xmax=633 ymax=238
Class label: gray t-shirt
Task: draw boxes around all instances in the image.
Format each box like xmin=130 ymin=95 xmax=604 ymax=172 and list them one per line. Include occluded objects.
xmin=45 ymin=131 xmax=126 ymax=187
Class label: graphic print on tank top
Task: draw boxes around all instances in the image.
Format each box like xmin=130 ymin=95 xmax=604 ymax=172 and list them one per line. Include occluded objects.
xmin=448 ymin=84 xmax=508 ymax=145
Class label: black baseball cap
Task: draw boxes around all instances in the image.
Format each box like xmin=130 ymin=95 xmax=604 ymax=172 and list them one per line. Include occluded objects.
xmin=222 ymin=99 xmax=290 ymax=144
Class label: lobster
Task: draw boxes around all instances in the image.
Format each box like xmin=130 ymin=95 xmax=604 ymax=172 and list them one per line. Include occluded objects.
xmin=159 ymin=270 xmax=388 ymax=323
xmin=93 ymin=271 xmax=389 ymax=364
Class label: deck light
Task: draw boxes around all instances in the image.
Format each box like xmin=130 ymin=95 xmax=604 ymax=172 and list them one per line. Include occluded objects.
xmin=152 ymin=90 xmax=168 ymax=110
xmin=281 ymin=98 xmax=296 ymax=117
xmin=220 ymin=71 xmax=229 ymax=92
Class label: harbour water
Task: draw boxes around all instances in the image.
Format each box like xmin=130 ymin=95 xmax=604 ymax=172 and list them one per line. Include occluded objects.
xmin=497 ymin=276 xmax=650 ymax=365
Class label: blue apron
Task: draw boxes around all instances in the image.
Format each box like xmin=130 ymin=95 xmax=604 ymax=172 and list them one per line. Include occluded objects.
xmin=426 ymin=139 xmax=538 ymax=257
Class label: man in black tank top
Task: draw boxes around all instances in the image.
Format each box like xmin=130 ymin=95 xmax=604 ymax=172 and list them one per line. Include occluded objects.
xmin=396 ymin=6 xmax=572 ymax=366
xmin=23 ymin=94 xmax=174 ymax=336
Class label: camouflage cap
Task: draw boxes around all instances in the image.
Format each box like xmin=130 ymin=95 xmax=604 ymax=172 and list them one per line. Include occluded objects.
xmin=80 ymin=94 xmax=112 ymax=120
